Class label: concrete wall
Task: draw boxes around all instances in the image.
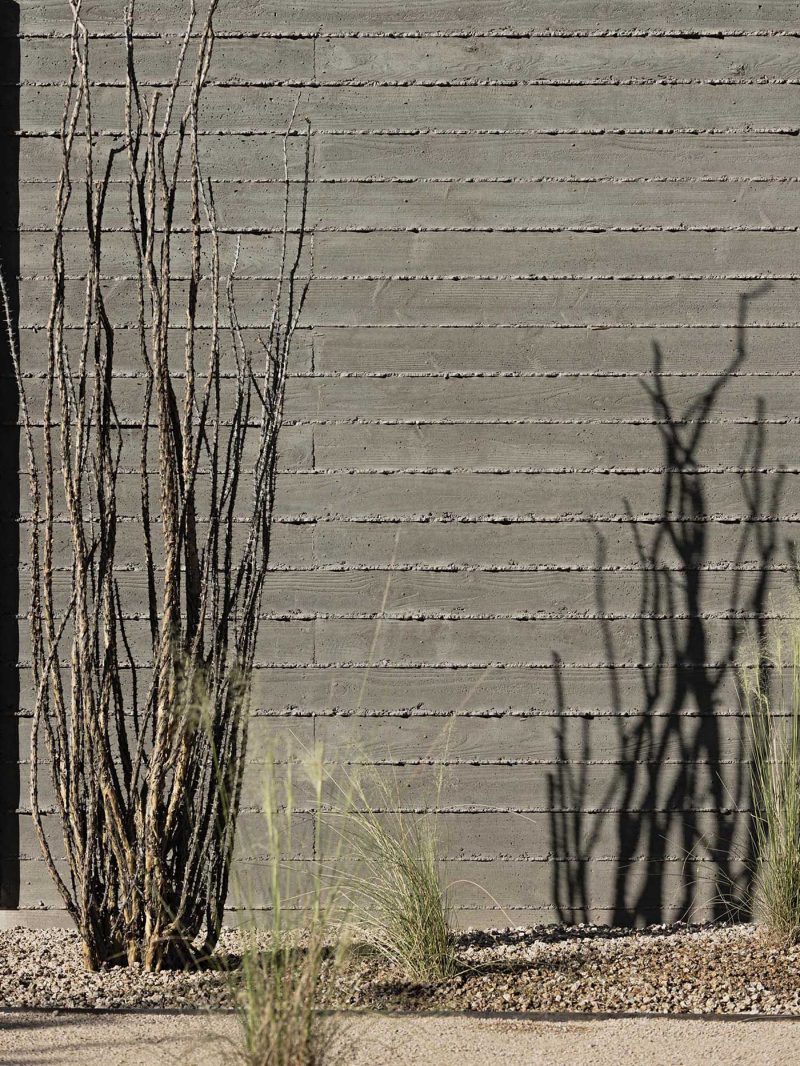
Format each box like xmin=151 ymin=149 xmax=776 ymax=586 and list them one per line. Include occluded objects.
xmin=3 ymin=0 xmax=800 ymax=926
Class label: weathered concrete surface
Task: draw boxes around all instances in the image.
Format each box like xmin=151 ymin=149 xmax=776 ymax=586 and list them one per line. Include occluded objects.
xmin=1 ymin=1011 xmax=800 ymax=1066
xmin=4 ymin=0 xmax=800 ymax=925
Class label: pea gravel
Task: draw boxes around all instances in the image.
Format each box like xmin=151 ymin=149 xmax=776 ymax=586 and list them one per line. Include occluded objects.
xmin=1 ymin=923 xmax=798 ymax=1015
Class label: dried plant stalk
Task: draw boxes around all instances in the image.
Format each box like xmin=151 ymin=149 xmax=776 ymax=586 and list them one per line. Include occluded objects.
xmin=2 ymin=0 xmax=309 ymax=970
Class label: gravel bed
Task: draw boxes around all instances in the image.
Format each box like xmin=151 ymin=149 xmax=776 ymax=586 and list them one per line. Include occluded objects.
xmin=0 ymin=928 xmax=232 ymax=1011
xmin=1 ymin=923 xmax=798 ymax=1015
xmin=332 ymin=923 xmax=800 ymax=1015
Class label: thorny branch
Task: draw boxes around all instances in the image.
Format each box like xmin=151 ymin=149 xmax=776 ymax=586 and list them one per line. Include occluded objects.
xmin=1 ymin=0 xmax=310 ymax=970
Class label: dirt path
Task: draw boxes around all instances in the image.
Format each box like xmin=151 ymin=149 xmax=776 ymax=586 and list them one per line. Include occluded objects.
xmin=1 ymin=1010 xmax=799 ymax=1066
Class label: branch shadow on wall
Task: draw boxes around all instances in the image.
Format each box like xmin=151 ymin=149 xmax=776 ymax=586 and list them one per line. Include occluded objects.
xmin=0 ymin=1 xmax=20 ymax=909
xmin=548 ymin=286 xmax=786 ymax=925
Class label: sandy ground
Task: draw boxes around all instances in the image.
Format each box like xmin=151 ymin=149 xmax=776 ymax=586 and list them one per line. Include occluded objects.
xmin=1 ymin=1010 xmax=799 ymax=1066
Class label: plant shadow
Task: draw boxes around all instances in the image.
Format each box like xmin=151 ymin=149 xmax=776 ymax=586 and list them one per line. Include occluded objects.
xmin=548 ymin=285 xmax=788 ymax=926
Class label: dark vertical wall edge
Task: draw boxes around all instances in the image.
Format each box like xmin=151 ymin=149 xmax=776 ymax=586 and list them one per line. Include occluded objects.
xmin=0 ymin=0 xmax=20 ymax=908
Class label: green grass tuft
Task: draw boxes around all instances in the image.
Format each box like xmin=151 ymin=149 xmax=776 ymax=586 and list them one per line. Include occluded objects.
xmin=740 ymin=622 xmax=800 ymax=942
xmin=335 ymin=770 xmax=457 ymax=984
xmin=234 ymin=748 xmax=346 ymax=1066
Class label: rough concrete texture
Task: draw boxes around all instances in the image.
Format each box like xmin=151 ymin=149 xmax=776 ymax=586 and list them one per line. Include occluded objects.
xmin=3 ymin=1 xmax=800 ymax=925
xmin=2 ymin=1011 xmax=800 ymax=1066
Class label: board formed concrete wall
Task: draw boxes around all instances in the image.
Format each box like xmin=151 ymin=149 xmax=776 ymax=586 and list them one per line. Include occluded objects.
xmin=2 ymin=0 xmax=800 ymax=926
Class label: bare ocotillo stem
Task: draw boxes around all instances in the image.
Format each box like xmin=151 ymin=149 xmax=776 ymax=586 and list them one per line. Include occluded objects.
xmin=3 ymin=0 xmax=309 ymax=970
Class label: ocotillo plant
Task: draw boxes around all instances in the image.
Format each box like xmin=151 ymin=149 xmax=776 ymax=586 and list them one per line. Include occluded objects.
xmin=2 ymin=0 xmax=309 ymax=969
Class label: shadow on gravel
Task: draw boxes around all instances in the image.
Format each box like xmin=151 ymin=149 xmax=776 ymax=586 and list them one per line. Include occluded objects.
xmin=455 ymin=923 xmax=722 ymax=948
xmin=548 ymin=286 xmax=788 ymax=927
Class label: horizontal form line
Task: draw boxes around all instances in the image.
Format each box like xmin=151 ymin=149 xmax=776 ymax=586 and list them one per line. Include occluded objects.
xmin=275 ymin=467 xmax=799 ymax=474
xmin=8 ymin=371 xmax=800 ymax=383
xmin=284 ymin=418 xmax=800 ymax=426
xmin=17 ymin=563 xmax=794 ymax=574
xmin=1 ymin=708 xmax=773 ymax=719
xmin=10 ymin=757 xmax=755 ymax=767
xmin=16 ymin=322 xmax=800 ymax=331
xmin=13 ymin=806 xmax=751 ymax=819
xmin=17 ymin=226 xmax=800 ymax=236
xmin=14 ymin=466 xmax=800 ymax=477
xmin=12 ymin=29 xmax=800 ymax=40
xmin=7 ymin=660 xmax=785 ymax=670
xmin=15 ymin=127 xmax=800 ymax=137
xmin=11 ymin=371 xmax=800 ymax=383
xmin=8 ymin=853 xmax=751 ymax=864
xmin=10 ymin=611 xmax=791 ymax=622
xmin=13 ymin=418 xmax=800 ymax=428
xmin=290 ymin=369 xmax=800 ymax=379
xmin=15 ymin=79 xmax=800 ymax=89
xmin=25 ymin=176 xmax=800 ymax=185
xmin=16 ymin=514 xmax=800 ymax=526
xmin=14 ymin=129 xmax=800 ymax=142
xmin=20 ymin=273 xmax=800 ymax=283
xmin=24 ymin=174 xmax=800 ymax=188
